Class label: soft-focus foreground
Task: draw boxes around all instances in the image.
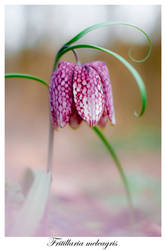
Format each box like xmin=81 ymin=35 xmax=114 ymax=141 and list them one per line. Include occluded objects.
xmin=5 ymin=5 xmax=161 ymax=236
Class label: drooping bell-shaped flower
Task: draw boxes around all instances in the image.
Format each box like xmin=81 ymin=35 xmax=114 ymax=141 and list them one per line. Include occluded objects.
xmin=49 ymin=61 xmax=115 ymax=129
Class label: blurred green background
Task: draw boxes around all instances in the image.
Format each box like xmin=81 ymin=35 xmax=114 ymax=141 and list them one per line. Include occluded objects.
xmin=5 ymin=5 xmax=161 ymax=236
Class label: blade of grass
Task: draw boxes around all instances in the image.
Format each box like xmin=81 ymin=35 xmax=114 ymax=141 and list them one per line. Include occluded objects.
xmin=93 ymin=126 xmax=134 ymax=219
xmin=5 ymin=73 xmax=49 ymax=87
xmin=60 ymin=21 xmax=152 ymax=63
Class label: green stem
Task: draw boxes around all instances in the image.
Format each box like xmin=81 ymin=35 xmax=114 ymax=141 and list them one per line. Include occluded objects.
xmin=93 ymin=126 xmax=133 ymax=213
xmin=5 ymin=73 xmax=49 ymax=87
xmin=63 ymin=21 xmax=152 ymax=63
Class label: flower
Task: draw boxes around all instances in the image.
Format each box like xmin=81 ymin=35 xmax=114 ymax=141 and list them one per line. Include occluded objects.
xmin=49 ymin=61 xmax=115 ymax=129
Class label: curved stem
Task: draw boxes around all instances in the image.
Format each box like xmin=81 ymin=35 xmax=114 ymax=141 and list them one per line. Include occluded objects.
xmin=63 ymin=21 xmax=152 ymax=63
xmin=54 ymin=44 xmax=146 ymax=117
xmin=5 ymin=73 xmax=49 ymax=87
xmin=93 ymin=126 xmax=134 ymax=217
xmin=72 ymin=49 xmax=81 ymax=65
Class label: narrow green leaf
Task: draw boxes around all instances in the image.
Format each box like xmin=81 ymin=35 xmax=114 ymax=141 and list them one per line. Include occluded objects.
xmin=5 ymin=73 xmax=49 ymax=87
xmin=93 ymin=126 xmax=134 ymax=217
xmin=63 ymin=21 xmax=152 ymax=63
xmin=54 ymin=44 xmax=147 ymax=117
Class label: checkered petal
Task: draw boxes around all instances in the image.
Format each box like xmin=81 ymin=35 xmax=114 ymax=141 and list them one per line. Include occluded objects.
xmin=49 ymin=61 xmax=75 ymax=128
xmin=73 ymin=65 xmax=105 ymax=127
xmin=97 ymin=108 xmax=108 ymax=128
xmin=69 ymin=103 xmax=82 ymax=129
xmin=86 ymin=61 xmax=116 ymax=126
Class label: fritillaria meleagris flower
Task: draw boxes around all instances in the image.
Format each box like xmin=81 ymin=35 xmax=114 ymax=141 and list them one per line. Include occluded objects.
xmin=49 ymin=61 xmax=115 ymax=129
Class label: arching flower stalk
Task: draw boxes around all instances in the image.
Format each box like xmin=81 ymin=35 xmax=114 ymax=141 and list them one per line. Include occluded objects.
xmin=5 ymin=21 xmax=152 ymax=235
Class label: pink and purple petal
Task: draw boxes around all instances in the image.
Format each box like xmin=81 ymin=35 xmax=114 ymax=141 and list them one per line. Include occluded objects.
xmin=73 ymin=65 xmax=105 ymax=127
xmin=98 ymin=108 xmax=108 ymax=128
xmin=69 ymin=106 xmax=82 ymax=129
xmin=49 ymin=61 xmax=75 ymax=128
xmin=86 ymin=61 xmax=116 ymax=125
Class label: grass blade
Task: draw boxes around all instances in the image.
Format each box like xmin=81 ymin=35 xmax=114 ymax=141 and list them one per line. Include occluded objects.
xmin=5 ymin=73 xmax=49 ymax=87
xmin=93 ymin=126 xmax=134 ymax=218
xmin=63 ymin=21 xmax=152 ymax=63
